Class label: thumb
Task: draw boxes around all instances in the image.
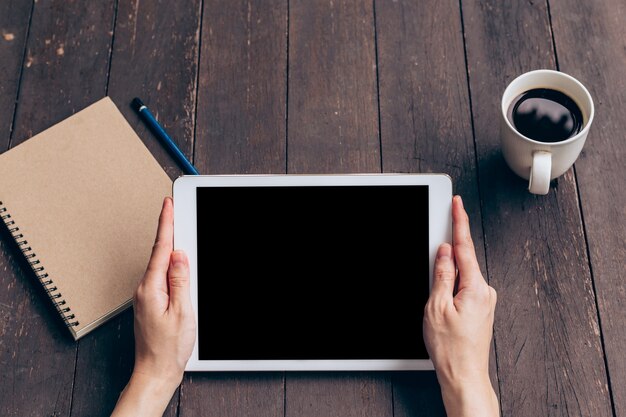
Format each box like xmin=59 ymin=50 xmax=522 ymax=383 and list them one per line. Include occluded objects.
xmin=430 ymin=243 xmax=456 ymax=302
xmin=168 ymin=250 xmax=191 ymax=311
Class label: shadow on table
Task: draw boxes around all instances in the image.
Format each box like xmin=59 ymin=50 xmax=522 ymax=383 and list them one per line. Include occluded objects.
xmin=392 ymin=371 xmax=446 ymax=417
xmin=478 ymin=147 xmax=565 ymax=197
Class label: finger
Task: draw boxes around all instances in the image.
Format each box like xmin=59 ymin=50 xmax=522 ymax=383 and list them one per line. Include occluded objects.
xmin=144 ymin=197 xmax=174 ymax=287
xmin=430 ymin=243 xmax=457 ymax=302
xmin=168 ymin=250 xmax=191 ymax=312
xmin=452 ymin=195 xmax=483 ymax=290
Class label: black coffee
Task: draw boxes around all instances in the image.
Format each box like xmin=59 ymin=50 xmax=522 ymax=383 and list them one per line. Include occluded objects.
xmin=507 ymin=88 xmax=583 ymax=143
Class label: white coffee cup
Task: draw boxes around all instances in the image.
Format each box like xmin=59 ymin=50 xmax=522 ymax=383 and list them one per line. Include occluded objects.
xmin=500 ymin=69 xmax=594 ymax=195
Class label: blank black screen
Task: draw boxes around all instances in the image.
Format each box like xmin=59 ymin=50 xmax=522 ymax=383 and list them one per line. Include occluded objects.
xmin=196 ymin=185 xmax=429 ymax=360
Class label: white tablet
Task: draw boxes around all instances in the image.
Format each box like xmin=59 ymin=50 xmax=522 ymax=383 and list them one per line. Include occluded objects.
xmin=173 ymin=174 xmax=452 ymax=371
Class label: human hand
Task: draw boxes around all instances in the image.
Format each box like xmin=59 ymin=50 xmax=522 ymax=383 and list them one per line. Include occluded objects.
xmin=111 ymin=197 xmax=196 ymax=417
xmin=423 ymin=195 xmax=499 ymax=417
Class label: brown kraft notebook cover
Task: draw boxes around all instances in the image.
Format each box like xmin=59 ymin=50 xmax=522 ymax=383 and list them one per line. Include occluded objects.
xmin=0 ymin=97 xmax=172 ymax=340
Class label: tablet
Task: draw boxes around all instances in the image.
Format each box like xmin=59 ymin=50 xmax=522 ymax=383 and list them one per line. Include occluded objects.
xmin=173 ymin=174 xmax=452 ymax=371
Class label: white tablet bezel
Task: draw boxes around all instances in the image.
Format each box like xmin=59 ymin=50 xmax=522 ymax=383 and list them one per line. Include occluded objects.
xmin=173 ymin=173 xmax=452 ymax=371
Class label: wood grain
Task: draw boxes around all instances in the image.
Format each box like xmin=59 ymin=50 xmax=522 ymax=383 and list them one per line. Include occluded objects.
xmin=180 ymin=0 xmax=287 ymax=414
xmin=0 ymin=5 xmax=33 ymax=411
xmin=107 ymin=0 xmax=202 ymax=180
xmin=11 ymin=0 xmax=114 ymax=146
xmin=393 ymin=372 xmax=446 ymax=417
xmin=287 ymin=0 xmax=380 ymax=174
xmin=285 ymin=1 xmax=392 ymax=416
xmin=548 ymin=0 xmax=626 ymax=414
xmin=0 ymin=0 xmax=32 ymax=149
xmin=0 ymin=1 xmax=116 ymax=415
xmin=286 ymin=372 xmax=392 ymax=417
xmin=180 ymin=373 xmax=284 ymax=417
xmin=374 ymin=0 xmax=497 ymax=412
xmin=0 ymin=12 xmax=34 ymax=414
xmin=461 ymin=0 xmax=612 ymax=415
xmin=68 ymin=1 xmax=203 ymax=415
xmin=194 ymin=0 xmax=287 ymax=175
xmin=70 ymin=312 xmax=137 ymax=417
xmin=0 ymin=1 xmax=624 ymax=415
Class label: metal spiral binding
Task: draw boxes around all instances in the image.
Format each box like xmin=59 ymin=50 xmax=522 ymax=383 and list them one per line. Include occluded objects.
xmin=0 ymin=201 xmax=79 ymax=327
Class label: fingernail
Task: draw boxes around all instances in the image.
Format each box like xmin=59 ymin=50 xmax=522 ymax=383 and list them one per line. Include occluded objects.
xmin=455 ymin=195 xmax=463 ymax=208
xmin=437 ymin=244 xmax=452 ymax=260
xmin=171 ymin=250 xmax=187 ymax=268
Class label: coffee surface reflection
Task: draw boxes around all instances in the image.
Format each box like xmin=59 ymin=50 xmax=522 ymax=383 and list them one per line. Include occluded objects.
xmin=507 ymin=88 xmax=583 ymax=143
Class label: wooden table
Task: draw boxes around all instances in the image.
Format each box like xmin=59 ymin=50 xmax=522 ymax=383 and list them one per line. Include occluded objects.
xmin=1 ymin=1 xmax=624 ymax=416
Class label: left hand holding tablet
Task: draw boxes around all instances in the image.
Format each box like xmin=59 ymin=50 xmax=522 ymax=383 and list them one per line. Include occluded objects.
xmin=111 ymin=197 xmax=196 ymax=417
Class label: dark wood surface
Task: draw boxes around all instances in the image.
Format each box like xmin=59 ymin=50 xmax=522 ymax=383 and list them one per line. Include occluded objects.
xmin=0 ymin=1 xmax=624 ymax=416
xmin=461 ymin=1 xmax=614 ymax=416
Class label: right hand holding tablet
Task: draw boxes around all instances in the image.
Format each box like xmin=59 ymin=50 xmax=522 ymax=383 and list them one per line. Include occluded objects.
xmin=423 ymin=195 xmax=499 ymax=417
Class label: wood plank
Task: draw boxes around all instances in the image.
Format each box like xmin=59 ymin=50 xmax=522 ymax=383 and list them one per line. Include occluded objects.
xmin=69 ymin=1 xmax=203 ymax=415
xmin=392 ymin=372 xmax=446 ymax=417
xmin=286 ymin=1 xmax=392 ymax=416
xmin=460 ymin=0 xmax=613 ymax=416
xmin=547 ymin=0 xmax=626 ymax=414
xmin=180 ymin=0 xmax=287 ymax=414
xmin=286 ymin=372 xmax=392 ymax=417
xmin=10 ymin=1 xmax=114 ymax=146
xmin=70 ymin=312 xmax=139 ymax=417
xmin=180 ymin=373 xmax=284 ymax=417
xmin=0 ymin=1 xmax=116 ymax=416
xmin=0 ymin=0 xmax=32 ymax=149
xmin=0 ymin=9 xmax=33 ymax=413
xmin=194 ymin=0 xmax=287 ymax=174
xmin=374 ymin=0 xmax=496 ymax=413
xmin=107 ymin=0 xmax=201 ymax=180
xmin=287 ymin=0 xmax=380 ymax=174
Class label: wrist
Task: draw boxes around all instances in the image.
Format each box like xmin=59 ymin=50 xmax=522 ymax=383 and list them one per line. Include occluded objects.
xmin=131 ymin=369 xmax=181 ymax=396
xmin=111 ymin=371 xmax=180 ymax=417
xmin=438 ymin=374 xmax=499 ymax=417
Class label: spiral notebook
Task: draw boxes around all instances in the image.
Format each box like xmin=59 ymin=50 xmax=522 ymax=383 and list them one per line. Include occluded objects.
xmin=0 ymin=97 xmax=172 ymax=340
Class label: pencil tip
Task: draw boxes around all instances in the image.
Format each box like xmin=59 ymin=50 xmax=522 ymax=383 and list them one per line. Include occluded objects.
xmin=131 ymin=97 xmax=144 ymax=112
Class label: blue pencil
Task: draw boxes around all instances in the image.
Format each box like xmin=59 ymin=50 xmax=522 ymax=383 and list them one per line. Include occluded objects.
xmin=132 ymin=97 xmax=199 ymax=175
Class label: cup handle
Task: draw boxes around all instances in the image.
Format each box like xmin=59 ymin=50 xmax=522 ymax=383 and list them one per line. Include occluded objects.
xmin=528 ymin=151 xmax=551 ymax=195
